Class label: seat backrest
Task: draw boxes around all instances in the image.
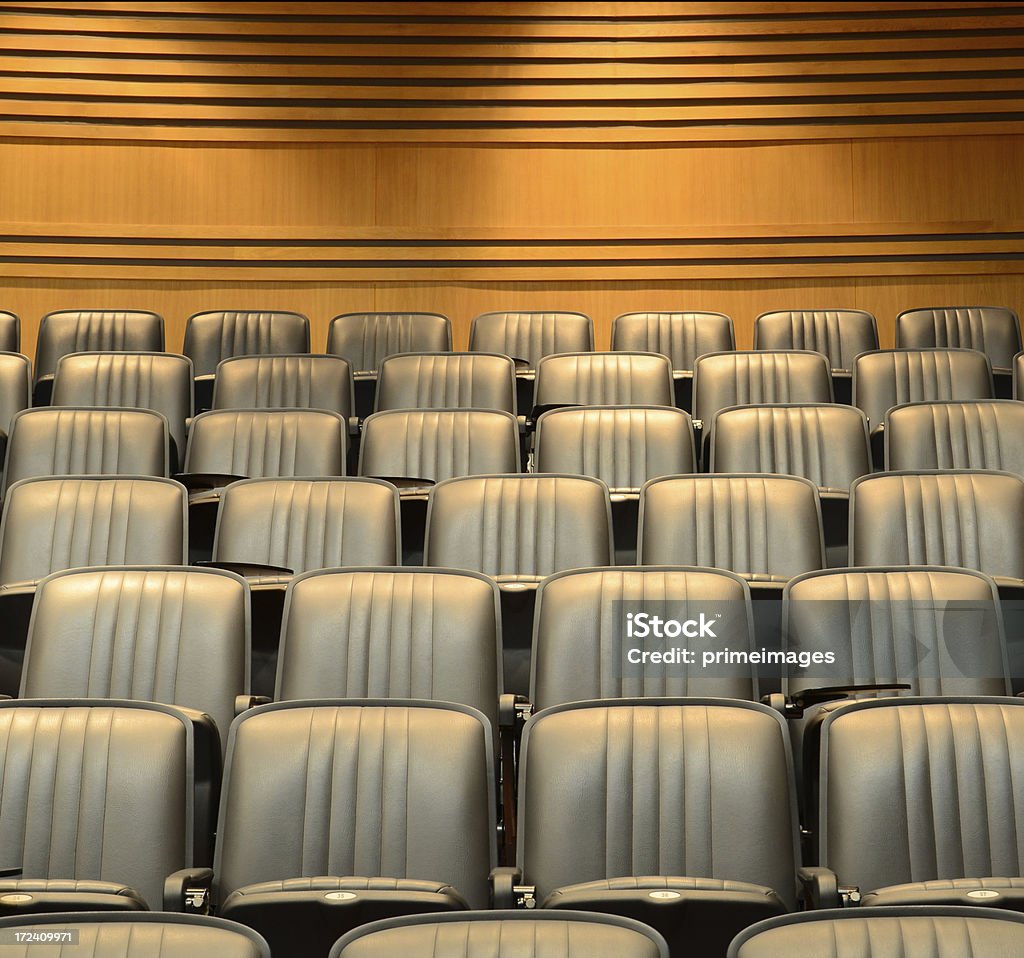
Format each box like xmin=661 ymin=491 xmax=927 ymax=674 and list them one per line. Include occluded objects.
xmin=611 ymin=311 xmax=734 ymax=373
xmin=531 ymin=566 xmax=757 ymax=709
xmin=1016 ymin=351 xmax=1024 ymax=399
xmin=23 ymin=566 xmax=250 ymax=746
xmin=0 ymin=700 xmax=198 ymax=907
xmin=850 ymin=470 xmax=1024 ymax=580
xmin=331 ymin=912 xmax=669 ymax=958
xmin=327 ymin=312 xmax=452 ymax=373
xmin=185 ymin=409 xmax=347 ymax=478
xmin=35 ymin=310 xmax=164 ymax=384
xmin=213 ymin=478 xmax=399 ymax=574
xmin=896 ymin=307 xmax=1022 ymax=372
xmin=639 ymin=474 xmax=825 ymax=580
xmin=375 ymin=353 xmax=517 ymax=413
xmin=0 ymin=352 xmax=34 ymax=436
xmin=276 ymin=568 xmax=501 ymax=731
xmin=692 ymin=351 xmax=833 ymax=426
xmin=819 ymin=697 xmax=1024 ymax=892
xmin=215 ymin=701 xmax=495 ymax=908
xmin=783 ymin=567 xmax=1010 ymax=698
xmin=534 ymin=352 xmax=674 ymax=407
xmin=359 ymin=409 xmax=519 ymax=482
xmin=212 ymin=354 xmax=353 ymax=420
xmin=424 ymin=475 xmax=613 ymax=581
xmin=0 ymin=312 xmax=20 ymax=354
xmin=753 ymin=310 xmax=878 ymax=374
xmin=519 ymin=699 xmax=798 ymax=907
xmin=469 ymin=311 xmax=594 ymax=369
xmin=0 ymin=476 xmax=187 ymax=588
xmin=535 ymin=406 xmax=695 ymax=492
xmin=852 ymin=348 xmax=994 ymax=429
xmin=183 ymin=310 xmax=310 ymax=378
xmin=710 ymin=404 xmax=870 ymax=492
xmin=885 ymin=400 xmax=1024 ymax=475
xmin=4 ymin=407 xmax=169 ymax=493
xmin=51 ymin=352 xmax=194 ymax=471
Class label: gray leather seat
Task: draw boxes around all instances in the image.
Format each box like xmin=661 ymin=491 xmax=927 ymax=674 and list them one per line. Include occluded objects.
xmin=469 ymin=311 xmax=593 ymax=372
xmin=533 ymin=352 xmax=674 ymax=408
xmin=331 ymin=912 xmax=669 ymax=958
xmin=531 ymin=566 xmax=758 ymax=710
xmin=0 ymin=913 xmax=270 ymax=958
xmin=327 ymin=312 xmax=452 ymax=375
xmin=3 ymin=407 xmax=169 ymax=493
xmin=611 ymin=310 xmax=735 ymax=374
xmin=375 ymin=353 xmax=517 ymax=414
xmin=896 ymin=307 xmax=1021 ymax=374
xmin=34 ymin=309 xmax=164 ymax=405
xmin=753 ymin=310 xmax=878 ymax=377
xmin=213 ymin=700 xmax=495 ymax=958
xmin=516 ymin=699 xmax=798 ymax=957
xmin=0 ymin=311 xmax=19 ymax=353
xmin=885 ymin=400 xmax=1024 ymax=475
xmin=1016 ymin=351 xmax=1024 ymax=398
xmin=728 ymin=908 xmax=1024 ymax=958
xmin=212 ymin=354 xmax=353 ymax=422
xmin=51 ymin=352 xmax=194 ymax=473
xmin=0 ymin=353 xmax=30 ymax=439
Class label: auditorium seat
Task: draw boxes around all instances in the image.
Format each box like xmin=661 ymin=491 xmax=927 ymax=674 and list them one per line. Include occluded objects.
xmin=1015 ymin=350 xmax=1024 ymax=398
xmin=3 ymin=406 xmax=169 ymax=493
xmin=512 ymin=699 xmax=798 ymax=958
xmin=533 ymin=351 xmax=674 ymax=410
xmin=0 ymin=353 xmax=39 ymax=464
xmin=374 ymin=352 xmax=517 ymax=415
xmin=330 ymin=912 xmax=669 ymax=958
xmin=885 ymin=399 xmax=1024 ymax=476
xmin=530 ymin=566 xmax=758 ymax=710
xmin=184 ymin=309 xmax=310 ymax=410
xmin=209 ymin=701 xmax=495 ymax=958
xmin=611 ymin=310 xmax=734 ymax=410
xmin=34 ymin=309 xmax=164 ymax=406
xmin=52 ymin=351 xmax=194 ymax=473
xmin=0 ymin=311 xmax=20 ymax=354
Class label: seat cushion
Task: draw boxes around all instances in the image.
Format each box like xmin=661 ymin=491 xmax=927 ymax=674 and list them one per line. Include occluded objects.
xmin=863 ymin=876 xmax=1024 ymax=909
xmin=544 ymin=875 xmax=781 ymax=901
xmin=0 ymin=878 xmax=147 ymax=913
xmin=223 ymin=876 xmax=466 ymax=900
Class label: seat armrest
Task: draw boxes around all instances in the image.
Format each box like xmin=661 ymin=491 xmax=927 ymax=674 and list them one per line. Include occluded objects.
xmin=164 ymin=867 xmax=214 ymax=913
xmin=489 ymin=867 xmax=525 ymax=909
xmin=195 ymin=560 xmax=294 ymax=577
xmin=235 ymin=694 xmax=272 ymax=717
xmin=798 ymin=866 xmax=841 ymax=909
xmin=499 ymin=693 xmax=532 ymax=729
xmin=174 ymin=472 xmax=249 ymax=494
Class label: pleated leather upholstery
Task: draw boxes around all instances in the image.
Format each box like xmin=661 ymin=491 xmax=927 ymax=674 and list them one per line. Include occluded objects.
xmin=0 ymin=476 xmax=187 ymax=588
xmin=375 ymin=353 xmax=516 ymax=414
xmin=23 ymin=566 xmax=249 ymax=746
xmin=327 ymin=313 xmax=451 ymax=374
xmin=896 ymin=307 xmax=1021 ymax=373
xmin=4 ymin=407 xmax=168 ymax=493
xmin=35 ymin=310 xmax=164 ymax=385
xmin=850 ymin=471 xmax=1024 ymax=580
xmin=520 ymin=700 xmax=798 ymax=907
xmin=0 ymin=353 xmax=34 ymax=437
xmin=885 ymin=400 xmax=1024 ymax=475
xmin=534 ymin=352 xmax=674 ymax=407
xmin=184 ymin=310 xmax=310 ymax=378
xmin=692 ymin=351 xmax=832 ymax=426
xmin=469 ymin=312 xmax=593 ymax=370
xmin=359 ymin=409 xmax=519 ymax=482
xmin=212 ymin=355 xmax=352 ymax=419
xmin=185 ymin=409 xmax=347 ymax=478
xmin=535 ymin=406 xmax=694 ymax=491
xmin=852 ymin=349 xmax=993 ymax=429
xmin=214 ymin=478 xmax=399 ymax=573
xmin=531 ymin=567 xmax=756 ymax=709
xmin=821 ymin=698 xmax=1024 ymax=896
xmin=215 ymin=703 xmax=494 ymax=909
xmin=0 ymin=703 xmax=192 ymax=908
xmin=0 ymin=312 xmax=19 ymax=353
xmin=639 ymin=475 xmax=824 ymax=580
xmin=611 ymin=311 xmax=734 ymax=372
xmin=276 ymin=568 xmax=500 ymax=730
xmin=710 ymin=404 xmax=870 ymax=492
xmin=783 ymin=567 xmax=1010 ymax=697
xmin=753 ymin=310 xmax=878 ymax=374
xmin=424 ymin=475 xmax=612 ymax=580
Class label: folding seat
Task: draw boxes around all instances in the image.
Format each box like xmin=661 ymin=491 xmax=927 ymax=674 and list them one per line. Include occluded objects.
xmin=533 ymin=352 xmax=674 ymax=411
xmin=331 ymin=912 xmax=669 ymax=958
xmin=375 ymin=352 xmax=517 ymax=415
xmin=728 ymin=908 xmax=1024 ymax=958
xmin=3 ymin=407 xmax=169 ymax=493
xmin=34 ymin=309 xmax=164 ymax=405
xmin=1016 ymin=350 xmax=1024 ymax=398
xmin=212 ymin=354 xmax=353 ymax=422
xmin=611 ymin=310 xmax=734 ymax=410
xmin=184 ymin=309 xmax=310 ymax=410
xmin=205 ymin=700 xmax=495 ymax=958
xmin=0 ymin=913 xmax=270 ymax=958
xmin=709 ymin=404 xmax=871 ymax=566
xmin=753 ymin=310 xmax=878 ymax=403
xmin=0 ymin=310 xmax=19 ymax=353
xmin=0 ymin=352 xmax=32 ymax=463
xmin=510 ymin=699 xmax=799 ymax=957
xmin=885 ymin=400 xmax=1024 ymax=476
xmin=328 ymin=312 xmax=452 ymax=418
xmin=531 ymin=566 xmax=758 ymax=710
xmin=51 ymin=351 xmax=194 ymax=473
